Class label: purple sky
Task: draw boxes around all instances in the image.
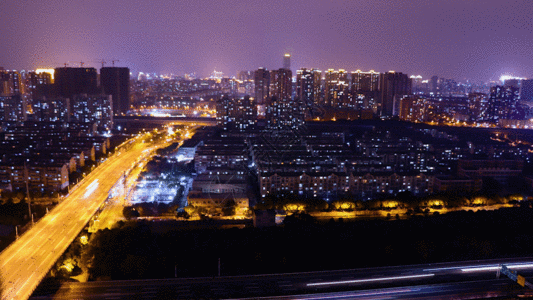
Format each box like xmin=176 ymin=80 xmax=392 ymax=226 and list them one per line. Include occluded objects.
xmin=1 ymin=0 xmax=532 ymax=81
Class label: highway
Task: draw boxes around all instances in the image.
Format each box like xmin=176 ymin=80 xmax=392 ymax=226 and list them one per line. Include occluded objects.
xmin=0 ymin=132 xmax=173 ymax=300
xmin=29 ymin=257 xmax=533 ymax=299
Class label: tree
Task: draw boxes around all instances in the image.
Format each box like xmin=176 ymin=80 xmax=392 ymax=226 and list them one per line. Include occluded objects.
xmin=222 ymin=199 xmax=237 ymax=216
xmin=122 ymin=207 xmax=140 ymax=219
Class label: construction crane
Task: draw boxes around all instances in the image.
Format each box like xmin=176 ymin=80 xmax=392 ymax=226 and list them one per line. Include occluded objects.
xmin=111 ymin=59 xmax=120 ymax=67
xmin=92 ymin=59 xmax=107 ymax=68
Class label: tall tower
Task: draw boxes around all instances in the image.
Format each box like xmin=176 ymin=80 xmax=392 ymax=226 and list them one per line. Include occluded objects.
xmin=254 ymin=68 xmax=270 ymax=117
xmin=100 ymin=67 xmax=130 ymax=116
xmin=283 ymin=54 xmax=291 ymax=70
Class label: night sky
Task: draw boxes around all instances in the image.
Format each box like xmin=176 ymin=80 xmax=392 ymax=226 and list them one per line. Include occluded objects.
xmin=1 ymin=0 xmax=532 ymax=81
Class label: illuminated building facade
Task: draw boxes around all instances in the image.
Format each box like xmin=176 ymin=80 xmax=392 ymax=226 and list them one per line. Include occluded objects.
xmin=468 ymin=93 xmax=489 ymax=122
xmin=350 ymin=70 xmax=380 ymax=111
xmin=0 ymin=69 xmax=22 ymax=96
xmin=296 ymin=68 xmax=321 ymax=106
xmin=283 ymin=53 xmax=291 ymax=70
xmin=71 ymin=94 xmax=113 ymax=129
xmin=269 ymin=68 xmax=292 ymax=101
xmin=351 ymin=70 xmax=379 ymax=93
xmin=254 ymin=68 xmax=270 ymax=116
xmin=31 ymin=97 xmax=69 ymax=122
xmin=324 ymin=69 xmax=349 ymax=107
xmin=487 ymin=85 xmax=520 ymax=123
xmin=0 ymin=94 xmax=27 ymax=122
xmin=216 ymin=95 xmax=257 ymax=131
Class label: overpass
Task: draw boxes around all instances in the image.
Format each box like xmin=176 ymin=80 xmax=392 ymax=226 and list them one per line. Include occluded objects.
xmin=0 ymin=133 xmax=182 ymax=300
xmin=114 ymin=115 xmax=216 ymax=127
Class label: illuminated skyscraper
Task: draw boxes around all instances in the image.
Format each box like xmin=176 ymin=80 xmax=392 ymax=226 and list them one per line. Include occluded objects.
xmin=254 ymin=68 xmax=270 ymax=117
xmin=269 ymin=68 xmax=292 ymax=101
xmin=351 ymin=70 xmax=379 ymax=93
xmin=324 ymin=69 xmax=349 ymax=107
xmin=296 ymin=68 xmax=321 ymax=106
xmin=487 ymin=85 xmax=520 ymax=123
xmin=100 ymin=67 xmax=130 ymax=116
xmin=350 ymin=70 xmax=380 ymax=110
xmin=283 ymin=53 xmax=291 ymax=70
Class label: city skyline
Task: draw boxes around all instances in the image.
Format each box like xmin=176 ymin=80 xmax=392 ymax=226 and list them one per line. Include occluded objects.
xmin=1 ymin=0 xmax=532 ymax=81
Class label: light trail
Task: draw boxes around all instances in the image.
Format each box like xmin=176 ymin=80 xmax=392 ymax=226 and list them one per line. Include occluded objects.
xmin=306 ymin=273 xmax=435 ymax=287
xmin=296 ymin=287 xmax=421 ymax=299
xmin=83 ymin=179 xmax=100 ymax=198
xmin=461 ymin=262 xmax=533 ymax=273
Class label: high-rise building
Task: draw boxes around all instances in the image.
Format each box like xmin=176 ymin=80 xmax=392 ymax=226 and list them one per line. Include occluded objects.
xmin=54 ymin=67 xmax=98 ymax=99
xmin=324 ymin=69 xmax=349 ymax=107
xmin=0 ymin=69 xmax=22 ymax=96
xmin=430 ymin=76 xmax=439 ymax=94
xmin=25 ymin=71 xmax=52 ymax=99
xmin=254 ymin=68 xmax=270 ymax=117
xmin=296 ymin=68 xmax=321 ymax=106
xmin=100 ymin=67 xmax=130 ymax=116
xmin=379 ymin=71 xmax=411 ymax=117
xmin=487 ymin=85 xmax=520 ymax=123
xmin=0 ymin=94 xmax=26 ymax=121
xmin=269 ymin=68 xmax=292 ymax=101
xmin=351 ymin=70 xmax=379 ymax=93
xmin=283 ymin=54 xmax=291 ymax=70
xmin=237 ymin=70 xmax=254 ymax=82
xmin=410 ymin=75 xmax=423 ymax=94
xmin=399 ymin=96 xmax=418 ymax=122
xmin=468 ymin=93 xmax=489 ymax=122
xmin=521 ymin=79 xmax=533 ymax=103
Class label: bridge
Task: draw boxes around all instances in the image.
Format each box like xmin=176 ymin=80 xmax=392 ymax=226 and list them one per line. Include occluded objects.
xmin=114 ymin=115 xmax=216 ymax=127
